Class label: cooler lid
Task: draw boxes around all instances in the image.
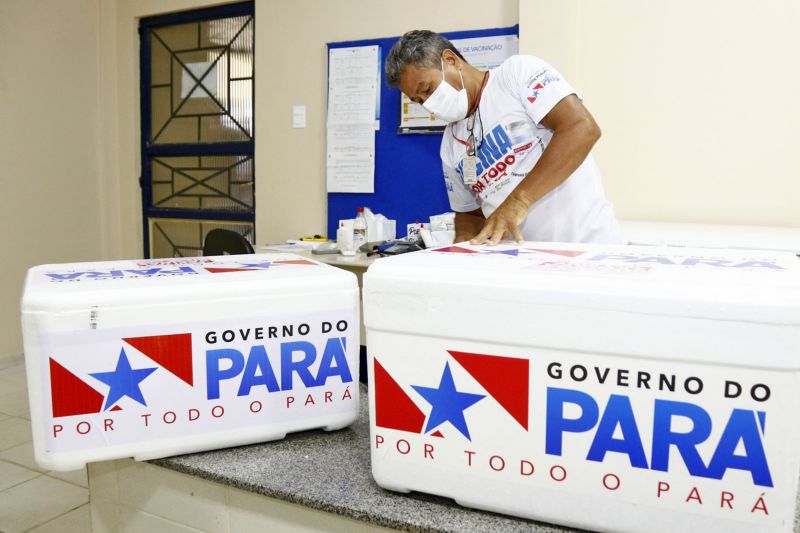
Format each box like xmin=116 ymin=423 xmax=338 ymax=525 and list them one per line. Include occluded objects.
xmin=364 ymin=242 xmax=800 ymax=326
xmin=22 ymin=254 xmax=355 ymax=312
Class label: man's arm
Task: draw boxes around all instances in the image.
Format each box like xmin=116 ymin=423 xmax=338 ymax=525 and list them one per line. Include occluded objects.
xmin=470 ymin=95 xmax=601 ymax=245
xmin=454 ymin=208 xmax=485 ymax=243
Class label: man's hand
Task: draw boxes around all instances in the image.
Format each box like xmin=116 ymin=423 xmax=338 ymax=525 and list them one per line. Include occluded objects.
xmin=454 ymin=209 xmax=486 ymax=243
xmin=470 ymin=194 xmax=529 ymax=245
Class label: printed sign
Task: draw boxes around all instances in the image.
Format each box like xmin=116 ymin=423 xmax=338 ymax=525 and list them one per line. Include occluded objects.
xmin=41 ymin=309 xmax=357 ymax=454
xmin=32 ymin=256 xmax=321 ymax=286
xmin=372 ymin=340 xmax=799 ymax=528
xmin=425 ymin=244 xmax=793 ymax=275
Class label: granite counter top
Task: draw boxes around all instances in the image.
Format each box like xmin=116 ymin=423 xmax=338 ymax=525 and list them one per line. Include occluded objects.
xmin=151 ymin=385 xmax=584 ymax=533
xmin=151 ymin=384 xmax=800 ymax=532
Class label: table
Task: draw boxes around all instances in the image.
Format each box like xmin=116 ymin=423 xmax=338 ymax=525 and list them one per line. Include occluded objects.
xmin=259 ymin=245 xmax=378 ymax=381
xmin=257 ymin=245 xmax=377 ymax=270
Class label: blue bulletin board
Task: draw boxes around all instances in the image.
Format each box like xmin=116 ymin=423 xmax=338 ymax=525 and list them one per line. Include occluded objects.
xmin=326 ymin=25 xmax=519 ymax=239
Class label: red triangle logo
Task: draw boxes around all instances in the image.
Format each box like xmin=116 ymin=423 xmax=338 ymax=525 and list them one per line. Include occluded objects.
xmin=430 ymin=430 xmax=444 ymax=438
xmin=205 ymin=267 xmax=257 ymax=273
xmin=528 ymin=248 xmax=584 ymax=258
xmin=273 ymin=259 xmax=317 ymax=266
xmin=533 ymin=83 xmax=544 ymax=90
xmin=49 ymin=358 xmax=104 ymax=418
xmin=374 ymin=358 xmax=425 ymax=433
xmin=527 ymin=96 xmax=536 ymax=103
xmin=109 ymin=405 xmax=123 ymax=411
xmin=123 ymin=333 xmax=193 ymax=386
xmin=432 ymin=246 xmax=477 ymax=254
xmin=448 ymin=350 xmax=529 ymax=430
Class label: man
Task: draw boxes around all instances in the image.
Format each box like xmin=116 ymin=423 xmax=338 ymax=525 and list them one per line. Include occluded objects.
xmin=385 ymin=30 xmax=624 ymax=245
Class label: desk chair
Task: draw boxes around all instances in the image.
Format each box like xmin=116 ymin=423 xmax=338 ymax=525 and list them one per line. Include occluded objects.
xmin=202 ymin=229 xmax=255 ymax=256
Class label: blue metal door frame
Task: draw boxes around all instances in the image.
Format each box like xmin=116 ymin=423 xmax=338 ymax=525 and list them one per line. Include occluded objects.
xmin=139 ymin=1 xmax=255 ymax=257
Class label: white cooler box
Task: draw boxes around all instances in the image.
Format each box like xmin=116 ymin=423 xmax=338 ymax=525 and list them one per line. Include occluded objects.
xmin=21 ymin=254 xmax=359 ymax=471
xmin=363 ymin=242 xmax=800 ymax=533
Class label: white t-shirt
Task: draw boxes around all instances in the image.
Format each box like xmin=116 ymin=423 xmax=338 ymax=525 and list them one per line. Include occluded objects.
xmin=441 ymin=54 xmax=624 ymax=244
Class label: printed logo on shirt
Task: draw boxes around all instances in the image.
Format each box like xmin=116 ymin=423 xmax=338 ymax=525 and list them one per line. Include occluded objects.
xmin=455 ymin=124 xmax=528 ymax=197
xmin=525 ymin=67 xmax=561 ymax=105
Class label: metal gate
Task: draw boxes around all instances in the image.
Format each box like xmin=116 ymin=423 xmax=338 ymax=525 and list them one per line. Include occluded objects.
xmin=139 ymin=2 xmax=255 ymax=258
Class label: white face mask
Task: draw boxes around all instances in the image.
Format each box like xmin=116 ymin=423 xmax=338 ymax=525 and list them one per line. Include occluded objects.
xmin=422 ymin=59 xmax=468 ymax=123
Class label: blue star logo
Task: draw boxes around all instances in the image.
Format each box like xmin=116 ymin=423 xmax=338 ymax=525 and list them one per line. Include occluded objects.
xmin=90 ymin=349 xmax=157 ymax=410
xmin=412 ymin=362 xmax=485 ymax=440
xmin=483 ymin=248 xmax=521 ymax=256
xmin=238 ymin=262 xmax=274 ymax=269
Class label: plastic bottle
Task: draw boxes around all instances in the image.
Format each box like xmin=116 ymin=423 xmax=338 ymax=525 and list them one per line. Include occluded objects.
xmin=336 ymin=221 xmax=351 ymax=251
xmin=353 ymin=207 xmax=367 ymax=251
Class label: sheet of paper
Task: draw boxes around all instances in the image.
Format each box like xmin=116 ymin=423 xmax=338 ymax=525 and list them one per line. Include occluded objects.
xmin=327 ymin=122 xmax=374 ymax=154
xmin=327 ymin=46 xmax=379 ymax=125
xmin=454 ymin=34 xmax=519 ymax=70
xmin=326 ymin=123 xmax=374 ymax=193
xmin=326 ymin=156 xmax=375 ymax=193
xmin=327 ymin=45 xmax=379 ymax=193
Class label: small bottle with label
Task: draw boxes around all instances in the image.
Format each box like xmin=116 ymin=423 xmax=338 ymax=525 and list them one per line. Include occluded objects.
xmin=353 ymin=207 xmax=367 ymax=251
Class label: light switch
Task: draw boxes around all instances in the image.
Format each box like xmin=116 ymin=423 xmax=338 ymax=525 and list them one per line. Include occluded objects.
xmin=292 ymin=105 xmax=306 ymax=128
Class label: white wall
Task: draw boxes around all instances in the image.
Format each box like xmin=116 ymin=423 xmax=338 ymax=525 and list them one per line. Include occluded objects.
xmin=0 ymin=0 xmax=104 ymax=359
xmin=520 ymin=0 xmax=800 ymax=226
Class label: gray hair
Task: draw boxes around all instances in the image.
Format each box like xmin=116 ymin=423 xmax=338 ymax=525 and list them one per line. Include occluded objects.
xmin=385 ymin=30 xmax=465 ymax=87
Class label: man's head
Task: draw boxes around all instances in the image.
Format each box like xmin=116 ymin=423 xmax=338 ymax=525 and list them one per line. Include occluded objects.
xmin=385 ymin=30 xmax=476 ymax=122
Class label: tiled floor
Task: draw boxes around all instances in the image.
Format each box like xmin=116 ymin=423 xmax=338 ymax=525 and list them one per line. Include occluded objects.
xmin=0 ymin=355 xmax=90 ymax=533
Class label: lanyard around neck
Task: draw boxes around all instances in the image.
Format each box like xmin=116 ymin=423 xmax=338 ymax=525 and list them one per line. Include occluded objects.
xmin=451 ymin=70 xmax=490 ymax=150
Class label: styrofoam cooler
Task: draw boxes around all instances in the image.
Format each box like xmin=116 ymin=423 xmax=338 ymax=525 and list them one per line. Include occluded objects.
xmin=21 ymin=254 xmax=359 ymax=471
xmin=363 ymin=242 xmax=800 ymax=533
